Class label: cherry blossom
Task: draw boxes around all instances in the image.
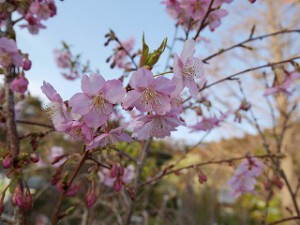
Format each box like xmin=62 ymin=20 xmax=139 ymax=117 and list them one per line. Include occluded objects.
xmin=98 ymin=164 xmax=135 ymax=191
xmin=56 ymin=121 xmax=93 ymax=143
xmin=123 ymin=68 xmax=175 ymax=115
xmin=0 ymin=37 xmax=23 ymax=68
xmin=228 ymin=157 xmax=264 ymax=198
xmin=10 ymin=75 xmax=29 ymax=94
xmin=173 ymin=39 xmax=204 ymax=97
xmin=69 ymin=74 xmax=125 ymax=129
xmin=41 ymin=81 xmax=71 ymax=129
xmin=131 ymin=110 xmax=183 ymax=140
xmin=87 ymin=127 xmax=132 ymax=150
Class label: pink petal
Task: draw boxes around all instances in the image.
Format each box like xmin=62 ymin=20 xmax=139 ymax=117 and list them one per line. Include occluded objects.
xmin=105 ymin=79 xmax=125 ymax=104
xmin=81 ymin=74 xmax=106 ymax=96
xmin=129 ymin=68 xmax=154 ymax=90
xmin=69 ymin=93 xmax=90 ymax=115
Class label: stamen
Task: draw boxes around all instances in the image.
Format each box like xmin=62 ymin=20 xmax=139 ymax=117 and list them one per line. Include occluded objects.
xmin=89 ymin=94 xmax=106 ymax=112
xmin=142 ymin=89 xmax=160 ymax=110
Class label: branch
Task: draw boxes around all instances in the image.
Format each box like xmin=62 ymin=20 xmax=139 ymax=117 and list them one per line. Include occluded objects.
xmin=193 ymin=0 xmax=215 ymax=41
xmin=16 ymin=119 xmax=53 ymax=129
xmin=202 ymin=56 xmax=300 ymax=91
xmin=203 ymin=29 xmax=300 ymax=62
xmin=141 ymin=153 xmax=283 ymax=187
xmin=51 ymin=150 xmax=88 ymax=225
xmin=266 ymin=216 xmax=300 ymax=225
xmin=125 ymin=138 xmax=152 ymax=225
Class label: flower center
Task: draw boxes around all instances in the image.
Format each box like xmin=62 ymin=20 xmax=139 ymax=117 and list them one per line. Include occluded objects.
xmin=0 ymin=53 xmax=12 ymax=67
xmin=70 ymin=127 xmax=83 ymax=139
xmin=182 ymin=64 xmax=196 ymax=79
xmin=142 ymin=89 xmax=160 ymax=108
xmin=90 ymin=94 xmax=106 ymax=112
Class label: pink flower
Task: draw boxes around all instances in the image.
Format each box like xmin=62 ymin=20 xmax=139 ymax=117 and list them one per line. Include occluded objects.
xmin=190 ymin=111 xmax=230 ymax=132
xmin=207 ymin=9 xmax=228 ymax=31
xmin=263 ymin=72 xmax=300 ymax=96
xmin=98 ymin=164 xmax=135 ymax=191
xmin=10 ymin=75 xmax=29 ymax=94
xmin=56 ymin=121 xmax=93 ymax=143
xmin=87 ymin=127 xmax=132 ymax=150
xmin=53 ymin=49 xmax=72 ymax=69
xmin=123 ymin=68 xmax=175 ymax=115
xmin=132 ymin=110 xmax=183 ymax=140
xmin=173 ymin=39 xmax=204 ymax=97
xmin=190 ymin=116 xmax=220 ymax=132
xmin=228 ymin=157 xmax=264 ymax=198
xmin=69 ymin=74 xmax=125 ymax=129
xmin=41 ymin=81 xmax=71 ymax=129
xmin=20 ymin=13 xmax=46 ymax=35
xmin=19 ymin=0 xmax=56 ymax=34
xmin=0 ymin=37 xmax=23 ymax=68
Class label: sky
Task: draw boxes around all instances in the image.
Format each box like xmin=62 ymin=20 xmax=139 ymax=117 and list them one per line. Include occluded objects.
xmin=13 ymin=0 xmax=271 ymax=145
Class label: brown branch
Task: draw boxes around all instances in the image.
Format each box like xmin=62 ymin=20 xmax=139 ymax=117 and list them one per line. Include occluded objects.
xmin=114 ymin=33 xmax=138 ymax=69
xmin=51 ymin=150 xmax=88 ymax=225
xmin=193 ymin=0 xmax=215 ymax=41
xmin=125 ymin=138 xmax=152 ymax=225
xmin=141 ymin=153 xmax=282 ymax=187
xmin=266 ymin=216 xmax=300 ymax=225
xmin=202 ymin=56 xmax=300 ymax=91
xmin=16 ymin=119 xmax=53 ymax=129
xmin=203 ymin=29 xmax=300 ymax=62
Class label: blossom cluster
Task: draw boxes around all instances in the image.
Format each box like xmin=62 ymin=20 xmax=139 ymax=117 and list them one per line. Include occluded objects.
xmin=107 ymin=37 xmax=136 ymax=70
xmin=19 ymin=0 xmax=57 ymax=34
xmin=53 ymin=42 xmax=92 ymax=80
xmin=0 ymin=37 xmax=31 ymax=94
xmin=162 ymin=0 xmax=256 ymax=31
xmin=42 ymin=39 xmax=209 ymax=150
xmin=228 ymin=157 xmax=264 ymax=198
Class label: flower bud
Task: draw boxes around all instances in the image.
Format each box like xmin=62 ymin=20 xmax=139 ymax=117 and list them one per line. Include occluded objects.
xmin=84 ymin=191 xmax=97 ymax=208
xmin=12 ymin=185 xmax=23 ymax=207
xmin=272 ymin=176 xmax=284 ymax=189
xmin=2 ymin=155 xmax=13 ymax=169
xmin=113 ymin=178 xmax=123 ymax=192
xmin=23 ymin=58 xmax=32 ymax=71
xmin=23 ymin=191 xmax=33 ymax=210
xmin=198 ymin=170 xmax=207 ymax=184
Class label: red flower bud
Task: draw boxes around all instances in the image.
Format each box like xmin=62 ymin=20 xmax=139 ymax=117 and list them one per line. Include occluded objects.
xmin=23 ymin=58 xmax=32 ymax=71
xmin=198 ymin=170 xmax=207 ymax=184
xmin=12 ymin=185 xmax=23 ymax=207
xmin=2 ymin=155 xmax=13 ymax=169
xmin=23 ymin=191 xmax=33 ymax=211
xmin=84 ymin=191 xmax=97 ymax=208
xmin=113 ymin=178 xmax=123 ymax=192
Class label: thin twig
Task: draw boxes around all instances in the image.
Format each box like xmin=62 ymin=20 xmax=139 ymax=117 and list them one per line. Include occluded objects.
xmin=203 ymin=29 xmax=300 ymax=62
xmin=266 ymin=216 xmax=300 ymax=225
xmin=193 ymin=0 xmax=215 ymax=41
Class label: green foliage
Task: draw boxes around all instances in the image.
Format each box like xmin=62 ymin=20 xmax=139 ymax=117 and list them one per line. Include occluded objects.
xmin=139 ymin=34 xmax=167 ymax=68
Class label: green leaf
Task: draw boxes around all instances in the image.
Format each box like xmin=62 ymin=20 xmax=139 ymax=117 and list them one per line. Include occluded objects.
xmin=146 ymin=37 xmax=167 ymax=66
xmin=140 ymin=33 xmax=149 ymax=67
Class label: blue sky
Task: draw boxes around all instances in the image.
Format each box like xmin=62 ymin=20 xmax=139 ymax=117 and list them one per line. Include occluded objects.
xmin=14 ymin=1 xmax=272 ymax=144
